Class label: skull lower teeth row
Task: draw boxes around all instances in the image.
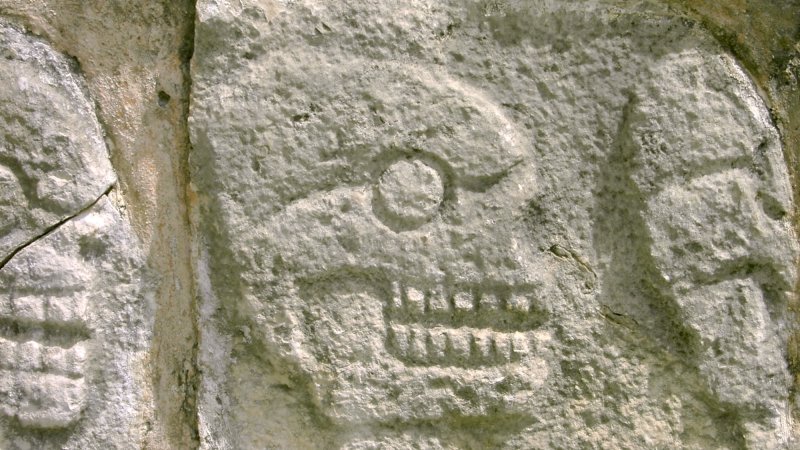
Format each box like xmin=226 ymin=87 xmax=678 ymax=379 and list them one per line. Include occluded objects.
xmin=0 ymin=369 xmax=87 ymax=428
xmin=0 ymin=337 xmax=87 ymax=378
xmin=387 ymin=323 xmax=535 ymax=367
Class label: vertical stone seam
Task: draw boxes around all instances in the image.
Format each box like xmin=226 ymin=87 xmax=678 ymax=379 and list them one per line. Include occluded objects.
xmin=180 ymin=0 xmax=201 ymax=447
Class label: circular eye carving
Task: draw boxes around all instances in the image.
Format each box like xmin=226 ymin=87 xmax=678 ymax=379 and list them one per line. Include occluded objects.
xmin=374 ymin=159 xmax=444 ymax=230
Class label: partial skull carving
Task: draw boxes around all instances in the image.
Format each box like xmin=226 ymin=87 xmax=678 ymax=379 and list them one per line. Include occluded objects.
xmin=2 ymin=200 xmax=106 ymax=429
xmin=626 ymin=52 xmax=797 ymax=444
xmin=0 ymin=22 xmax=115 ymax=262
xmin=190 ymin=3 xmax=798 ymax=448
xmin=251 ymin=65 xmax=570 ymax=425
xmin=0 ymin=22 xmax=151 ymax=448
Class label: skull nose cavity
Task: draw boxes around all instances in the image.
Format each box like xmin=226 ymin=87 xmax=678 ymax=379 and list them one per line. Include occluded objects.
xmin=375 ymin=159 xmax=444 ymax=230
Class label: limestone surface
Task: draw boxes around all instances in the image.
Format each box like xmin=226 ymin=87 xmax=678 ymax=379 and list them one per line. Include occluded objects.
xmin=0 ymin=197 xmax=152 ymax=449
xmin=0 ymin=0 xmax=798 ymax=448
xmin=190 ymin=1 xmax=798 ymax=448
xmin=0 ymin=22 xmax=116 ymax=262
xmin=0 ymin=21 xmax=153 ymax=449
xmin=0 ymin=3 xmax=200 ymax=446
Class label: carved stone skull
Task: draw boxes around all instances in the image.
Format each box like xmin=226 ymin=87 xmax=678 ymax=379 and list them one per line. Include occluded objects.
xmin=190 ymin=4 xmax=798 ymax=447
xmin=0 ymin=22 xmax=151 ymax=447
xmin=252 ymin=65 xmax=583 ymax=424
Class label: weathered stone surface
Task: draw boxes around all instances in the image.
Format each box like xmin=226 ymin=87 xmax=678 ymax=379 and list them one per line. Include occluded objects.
xmin=0 ymin=22 xmax=153 ymax=448
xmin=0 ymin=22 xmax=115 ymax=262
xmin=0 ymin=2 xmax=199 ymax=446
xmin=0 ymin=0 xmax=797 ymax=448
xmin=0 ymin=197 xmax=152 ymax=448
xmin=190 ymin=1 xmax=798 ymax=448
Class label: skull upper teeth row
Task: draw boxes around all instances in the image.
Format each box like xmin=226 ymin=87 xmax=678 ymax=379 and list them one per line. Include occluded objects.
xmin=387 ymin=281 xmax=547 ymax=332
xmin=0 ymin=293 xmax=88 ymax=327
xmin=0 ymin=292 xmax=90 ymax=379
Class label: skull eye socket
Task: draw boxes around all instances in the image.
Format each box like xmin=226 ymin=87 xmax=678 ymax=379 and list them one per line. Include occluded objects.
xmin=373 ymin=159 xmax=445 ymax=231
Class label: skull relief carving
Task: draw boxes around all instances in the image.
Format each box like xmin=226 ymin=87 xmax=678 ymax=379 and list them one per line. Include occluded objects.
xmin=189 ymin=3 xmax=798 ymax=447
xmin=0 ymin=22 xmax=151 ymax=447
xmin=254 ymin=66 xmax=569 ymax=424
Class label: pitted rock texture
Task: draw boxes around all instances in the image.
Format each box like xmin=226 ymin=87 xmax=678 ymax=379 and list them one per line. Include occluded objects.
xmin=0 ymin=22 xmax=152 ymax=449
xmin=190 ymin=1 xmax=798 ymax=449
xmin=0 ymin=22 xmax=115 ymax=262
xmin=0 ymin=197 xmax=152 ymax=449
xmin=0 ymin=0 xmax=798 ymax=448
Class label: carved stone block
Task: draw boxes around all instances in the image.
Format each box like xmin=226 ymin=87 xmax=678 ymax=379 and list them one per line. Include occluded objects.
xmin=189 ymin=2 xmax=799 ymax=448
xmin=0 ymin=22 xmax=152 ymax=449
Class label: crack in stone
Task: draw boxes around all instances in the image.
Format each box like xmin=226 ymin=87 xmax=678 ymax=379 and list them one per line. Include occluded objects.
xmin=0 ymin=186 xmax=114 ymax=271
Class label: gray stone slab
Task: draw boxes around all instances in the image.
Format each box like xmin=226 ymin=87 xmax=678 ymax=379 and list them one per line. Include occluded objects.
xmin=189 ymin=1 xmax=798 ymax=448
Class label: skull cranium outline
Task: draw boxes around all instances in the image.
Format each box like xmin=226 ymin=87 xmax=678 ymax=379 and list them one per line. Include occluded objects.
xmin=239 ymin=64 xmax=599 ymax=424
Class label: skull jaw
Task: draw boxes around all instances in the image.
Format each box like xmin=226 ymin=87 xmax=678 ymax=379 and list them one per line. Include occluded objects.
xmin=252 ymin=172 xmax=588 ymax=426
xmin=317 ymin=358 xmax=550 ymax=425
xmin=270 ymin=268 xmax=572 ymax=426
